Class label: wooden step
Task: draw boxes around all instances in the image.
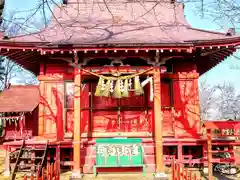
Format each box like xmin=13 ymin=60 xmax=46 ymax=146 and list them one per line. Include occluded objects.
xmin=17 ymin=164 xmax=39 ymax=168
xmin=22 ymin=148 xmax=45 ymax=151
xmin=18 ymin=169 xmax=37 ymax=173
xmin=11 ymin=140 xmax=48 ymax=180
xmin=19 ymin=157 xmax=43 ymax=160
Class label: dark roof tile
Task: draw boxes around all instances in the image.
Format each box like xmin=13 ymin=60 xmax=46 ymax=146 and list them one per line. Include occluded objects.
xmin=8 ymin=1 xmax=238 ymax=44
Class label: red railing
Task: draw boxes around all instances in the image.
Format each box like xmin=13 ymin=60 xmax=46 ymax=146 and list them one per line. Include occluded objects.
xmin=172 ymin=160 xmax=202 ymax=180
xmin=23 ymin=161 xmax=60 ymax=180
xmin=204 ymin=120 xmax=240 ymax=138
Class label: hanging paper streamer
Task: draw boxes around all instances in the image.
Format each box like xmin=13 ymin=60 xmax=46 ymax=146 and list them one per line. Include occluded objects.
xmin=3 ymin=119 xmax=6 ymax=127
xmin=128 ymin=79 xmax=132 ymax=90
xmin=120 ymin=80 xmax=124 ymax=93
xmin=95 ymin=76 xmax=104 ymax=96
xmin=86 ymin=67 xmax=154 ymax=99
xmin=110 ymin=80 xmax=114 ymax=93
xmin=102 ymin=79 xmax=111 ymax=97
xmin=113 ymin=79 xmax=122 ymax=98
xmin=122 ymin=79 xmax=129 ymax=97
xmin=149 ymin=77 xmax=154 ymax=101
xmin=101 ymin=78 xmax=106 ymax=91
xmin=19 ymin=113 xmax=24 ymax=137
xmin=141 ymin=77 xmax=154 ymax=102
xmin=134 ymin=76 xmax=144 ymax=96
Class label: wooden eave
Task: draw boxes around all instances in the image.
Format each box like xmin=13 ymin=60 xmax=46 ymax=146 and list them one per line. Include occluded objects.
xmin=0 ymin=37 xmax=238 ymax=75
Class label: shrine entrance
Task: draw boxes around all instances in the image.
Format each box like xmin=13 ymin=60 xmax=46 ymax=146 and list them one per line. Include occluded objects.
xmin=71 ymin=57 xmax=157 ymax=138
xmin=88 ymin=78 xmax=153 ymax=136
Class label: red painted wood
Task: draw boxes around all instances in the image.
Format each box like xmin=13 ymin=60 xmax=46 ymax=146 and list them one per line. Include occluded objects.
xmin=172 ymin=79 xmax=200 ymax=138
xmin=45 ymin=64 xmax=73 ymax=75
xmin=204 ymin=121 xmax=240 ymax=130
xmin=36 ymin=63 xmax=203 ymax=139
xmin=3 ymin=111 xmax=37 ymax=140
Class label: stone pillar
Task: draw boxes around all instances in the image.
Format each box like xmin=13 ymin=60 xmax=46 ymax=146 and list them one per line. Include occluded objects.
xmin=71 ymin=68 xmax=83 ymax=179
xmin=153 ymin=68 xmax=167 ymax=179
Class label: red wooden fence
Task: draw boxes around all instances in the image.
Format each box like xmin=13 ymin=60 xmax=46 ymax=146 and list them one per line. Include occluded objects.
xmin=23 ymin=161 xmax=60 ymax=180
xmin=172 ymin=160 xmax=202 ymax=180
xmin=22 ymin=159 xmax=203 ymax=179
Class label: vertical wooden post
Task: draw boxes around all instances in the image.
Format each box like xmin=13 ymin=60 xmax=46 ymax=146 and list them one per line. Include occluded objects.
xmin=193 ymin=173 xmax=197 ymax=180
xmin=177 ymin=143 xmax=183 ymax=166
xmin=177 ymin=164 xmax=180 ymax=180
xmin=207 ymin=129 xmax=213 ymax=180
xmin=38 ymin=80 xmax=45 ymax=136
xmin=46 ymin=84 xmax=52 ymax=134
xmin=56 ymin=145 xmax=61 ymax=175
xmin=3 ymin=147 xmax=10 ymax=177
xmin=56 ymin=95 xmax=64 ymax=141
xmin=38 ymin=63 xmax=45 ymax=136
xmin=153 ymin=68 xmax=167 ymax=178
xmin=172 ymin=157 xmax=175 ymax=180
xmin=72 ymin=68 xmax=83 ymax=179
xmin=177 ymin=143 xmax=183 ymax=180
xmin=189 ymin=170 xmax=192 ymax=180
xmin=42 ymin=167 xmax=45 ymax=180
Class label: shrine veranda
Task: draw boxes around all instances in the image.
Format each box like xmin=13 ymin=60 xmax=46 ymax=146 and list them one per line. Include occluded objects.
xmin=0 ymin=0 xmax=240 ymax=178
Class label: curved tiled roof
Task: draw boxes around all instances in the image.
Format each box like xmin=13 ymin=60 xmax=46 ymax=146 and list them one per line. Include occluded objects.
xmin=0 ymin=85 xmax=40 ymax=113
xmin=6 ymin=0 xmax=238 ymax=45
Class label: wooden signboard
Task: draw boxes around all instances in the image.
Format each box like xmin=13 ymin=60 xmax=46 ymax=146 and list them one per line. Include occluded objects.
xmin=94 ymin=138 xmax=146 ymax=176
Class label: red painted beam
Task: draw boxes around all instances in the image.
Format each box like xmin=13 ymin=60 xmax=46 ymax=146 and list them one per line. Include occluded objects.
xmin=204 ymin=121 xmax=240 ymax=129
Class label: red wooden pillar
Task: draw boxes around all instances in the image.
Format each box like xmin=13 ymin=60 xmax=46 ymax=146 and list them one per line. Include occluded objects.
xmin=177 ymin=143 xmax=183 ymax=165
xmin=38 ymin=80 xmax=45 ymax=136
xmin=207 ymin=129 xmax=213 ymax=180
xmin=71 ymin=68 xmax=83 ymax=179
xmin=38 ymin=63 xmax=45 ymax=136
xmin=153 ymin=68 xmax=167 ymax=178
xmin=56 ymin=94 xmax=64 ymax=141
xmin=56 ymin=145 xmax=61 ymax=175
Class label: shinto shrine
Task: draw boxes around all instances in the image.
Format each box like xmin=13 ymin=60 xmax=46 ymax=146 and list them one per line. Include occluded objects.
xmin=0 ymin=0 xmax=240 ymax=179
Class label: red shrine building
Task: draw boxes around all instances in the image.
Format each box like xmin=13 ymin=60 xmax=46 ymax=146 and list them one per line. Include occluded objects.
xmin=0 ymin=0 xmax=240 ymax=179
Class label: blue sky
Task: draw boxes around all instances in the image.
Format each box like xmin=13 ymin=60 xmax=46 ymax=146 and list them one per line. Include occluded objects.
xmin=184 ymin=3 xmax=240 ymax=90
xmin=5 ymin=0 xmax=240 ymax=90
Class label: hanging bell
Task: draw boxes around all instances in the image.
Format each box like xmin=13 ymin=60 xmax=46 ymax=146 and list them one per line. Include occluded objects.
xmin=122 ymin=79 xmax=129 ymax=97
xmin=113 ymin=79 xmax=122 ymax=98
xmin=134 ymin=76 xmax=144 ymax=96
xmin=95 ymin=76 xmax=104 ymax=96
xmin=102 ymin=79 xmax=111 ymax=97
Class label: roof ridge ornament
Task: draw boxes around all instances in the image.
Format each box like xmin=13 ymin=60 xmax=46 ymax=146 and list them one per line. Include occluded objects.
xmin=226 ymin=28 xmax=236 ymax=36
xmin=63 ymin=0 xmax=68 ymax=5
